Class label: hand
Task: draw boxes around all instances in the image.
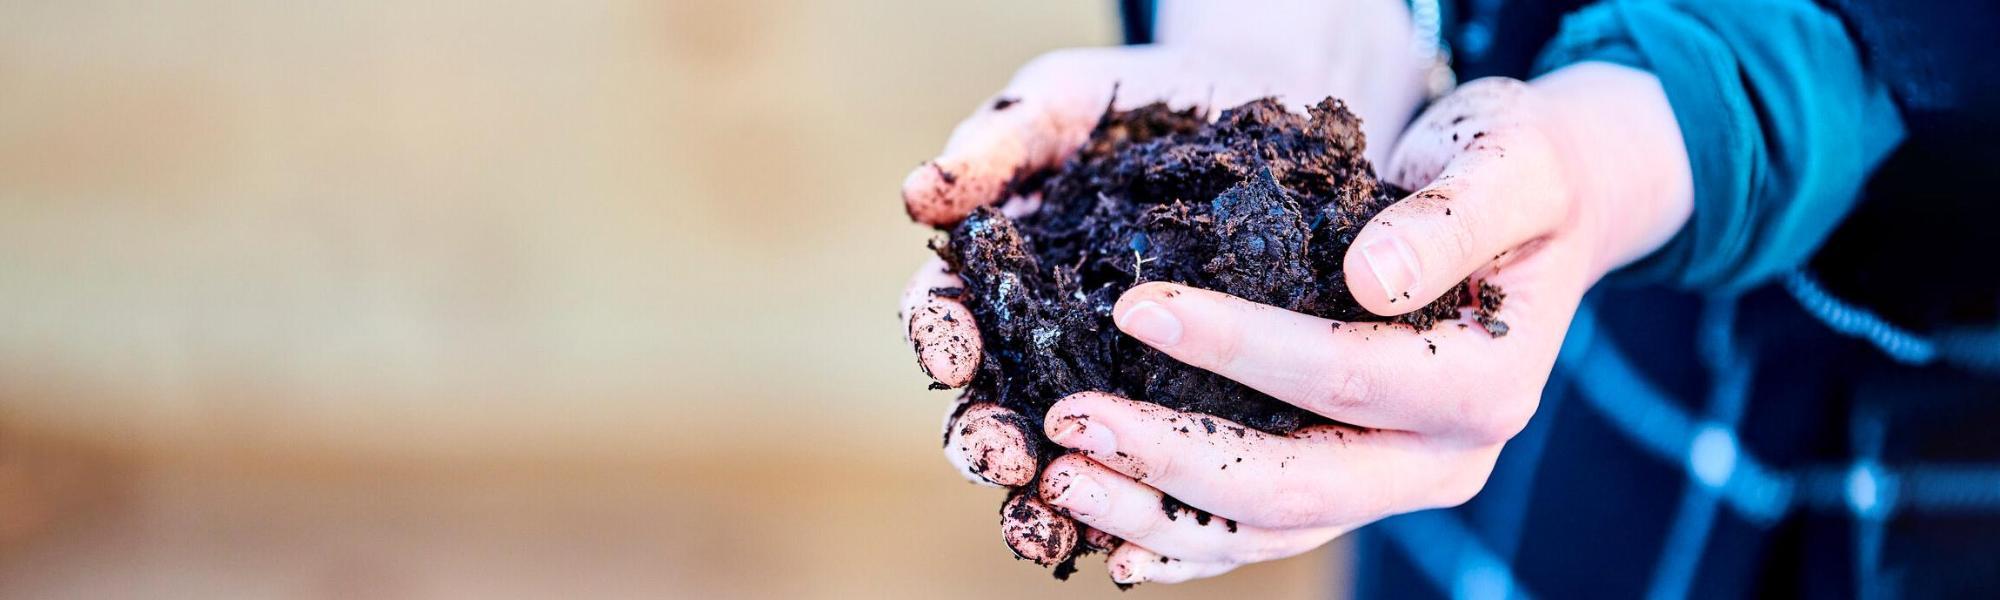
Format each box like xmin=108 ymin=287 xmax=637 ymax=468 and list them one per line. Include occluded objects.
xmin=1030 ymin=65 xmax=1694 ymax=584
xmin=900 ymin=0 xmax=1436 ymax=567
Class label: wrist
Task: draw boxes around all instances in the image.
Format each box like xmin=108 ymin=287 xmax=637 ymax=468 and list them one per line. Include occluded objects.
xmin=1530 ymin=63 xmax=1694 ymax=280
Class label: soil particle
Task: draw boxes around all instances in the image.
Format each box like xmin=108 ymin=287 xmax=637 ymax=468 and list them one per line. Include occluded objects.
xmin=1159 ymin=494 xmax=1216 ymax=527
xmin=1053 ymin=556 xmax=1079 ymax=580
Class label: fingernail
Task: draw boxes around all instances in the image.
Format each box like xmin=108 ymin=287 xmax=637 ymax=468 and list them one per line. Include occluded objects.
xmin=1050 ymin=472 xmax=1110 ymax=517
xmin=1049 ymin=416 xmax=1117 ymax=456
xmin=1360 ymin=236 xmax=1420 ymax=302
xmin=1117 ymin=301 xmax=1182 ymax=347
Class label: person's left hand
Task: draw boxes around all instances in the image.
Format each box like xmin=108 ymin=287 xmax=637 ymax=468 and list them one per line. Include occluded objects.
xmin=1029 ymin=65 xmax=1694 ymax=584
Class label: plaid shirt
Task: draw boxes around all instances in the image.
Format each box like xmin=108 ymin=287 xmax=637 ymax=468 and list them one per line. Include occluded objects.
xmin=1355 ymin=274 xmax=2000 ymax=598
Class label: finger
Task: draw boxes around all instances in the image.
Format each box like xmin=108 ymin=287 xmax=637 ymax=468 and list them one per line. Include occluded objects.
xmin=943 ymin=401 xmax=1038 ymax=487
xmin=901 ymin=257 xmax=980 ymax=388
xmin=1038 ymin=453 xmax=1335 ymax=562
xmin=1045 ymin=392 xmax=1503 ymax=528
xmin=1107 ymin=543 xmax=1241 ymax=586
xmin=1000 ymin=489 xmax=1079 ymax=567
xmin=1113 ymin=282 xmax=1535 ymax=437
xmin=1346 ymin=77 xmax=1568 ymax=316
xmin=901 ymin=51 xmax=1126 ymax=227
xmin=903 ymin=47 xmax=1239 ymax=227
xmin=1079 ymin=525 xmax=1122 ymax=554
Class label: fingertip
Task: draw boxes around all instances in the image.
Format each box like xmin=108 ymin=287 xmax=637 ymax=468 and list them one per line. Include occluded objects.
xmin=1108 ymin=542 xmax=1248 ymax=585
xmin=901 ymin=160 xmax=959 ymax=227
xmin=1116 ymin=282 xmax=1273 ymax=328
xmin=1045 ymin=391 xmax=1124 ymax=430
xmin=1035 ymin=455 xmax=1071 ymax=500
xmin=902 ymin=259 xmax=981 ymax=388
xmin=1037 ymin=453 xmax=1113 ymax=519
xmin=1001 ymin=490 xmax=1079 ymax=567
xmin=1106 ymin=544 xmax=1157 ymax=585
xmin=1113 ymin=281 xmax=1187 ymax=311
xmin=1044 ymin=393 xmax=1124 ymax=456
xmin=908 ymin=295 xmax=980 ymax=387
xmin=1342 ymin=225 xmax=1425 ymax=316
xmin=903 ymin=154 xmax=1018 ymax=228
xmin=946 ymin=403 xmax=1037 ymax=487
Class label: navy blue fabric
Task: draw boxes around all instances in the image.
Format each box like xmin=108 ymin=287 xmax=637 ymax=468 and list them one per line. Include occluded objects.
xmin=1117 ymin=0 xmax=1154 ymax=45
xmin=1358 ymin=284 xmax=2000 ymax=599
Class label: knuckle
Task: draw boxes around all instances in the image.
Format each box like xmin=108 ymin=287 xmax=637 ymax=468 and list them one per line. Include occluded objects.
xmin=1434 ymin=216 xmax=1483 ymax=267
xmin=1297 ymin=368 xmax=1369 ymax=418
xmin=1203 ymin=318 xmax=1249 ymax=372
xmin=1133 ymin=439 xmax=1180 ymax=487
xmin=1122 ymin=504 xmax=1171 ymax=542
xmin=1454 ymin=389 xmax=1537 ymax=446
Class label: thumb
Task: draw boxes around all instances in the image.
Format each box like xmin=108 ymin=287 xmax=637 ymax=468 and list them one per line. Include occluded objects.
xmin=1343 ymin=78 xmax=1568 ymax=316
xmin=903 ymin=48 xmax=1142 ymax=227
xmin=904 ymin=46 xmax=1239 ymax=227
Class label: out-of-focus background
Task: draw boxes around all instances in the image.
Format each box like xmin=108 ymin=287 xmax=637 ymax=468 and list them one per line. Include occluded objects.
xmin=0 ymin=1 xmax=1340 ymax=598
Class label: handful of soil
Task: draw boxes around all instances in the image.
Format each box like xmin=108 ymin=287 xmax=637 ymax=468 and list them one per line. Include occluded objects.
xmin=921 ymin=97 xmax=1502 ymax=572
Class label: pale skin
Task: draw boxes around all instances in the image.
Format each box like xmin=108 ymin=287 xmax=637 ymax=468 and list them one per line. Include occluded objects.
xmin=900 ymin=0 xmax=1694 ymax=585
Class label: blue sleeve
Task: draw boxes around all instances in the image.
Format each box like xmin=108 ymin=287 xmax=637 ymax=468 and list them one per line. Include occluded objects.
xmin=1532 ymin=0 xmax=1906 ymax=293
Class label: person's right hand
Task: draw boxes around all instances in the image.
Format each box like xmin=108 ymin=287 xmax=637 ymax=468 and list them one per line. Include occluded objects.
xmin=898 ymin=0 xmax=1435 ymax=568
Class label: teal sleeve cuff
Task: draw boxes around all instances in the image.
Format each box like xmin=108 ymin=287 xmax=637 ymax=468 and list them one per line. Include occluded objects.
xmin=1532 ymin=0 xmax=1906 ymax=292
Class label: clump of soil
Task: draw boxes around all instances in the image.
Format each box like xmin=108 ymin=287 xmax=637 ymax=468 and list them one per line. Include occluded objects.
xmin=927 ymin=97 xmax=1503 ymax=569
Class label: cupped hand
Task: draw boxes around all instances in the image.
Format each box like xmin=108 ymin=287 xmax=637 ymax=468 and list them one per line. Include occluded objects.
xmin=1033 ymin=65 xmax=1693 ymax=584
xmin=899 ymin=10 xmax=1431 ymax=565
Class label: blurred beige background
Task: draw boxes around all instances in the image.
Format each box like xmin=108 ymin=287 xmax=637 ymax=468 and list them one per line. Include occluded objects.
xmin=0 ymin=1 xmax=1341 ymax=598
